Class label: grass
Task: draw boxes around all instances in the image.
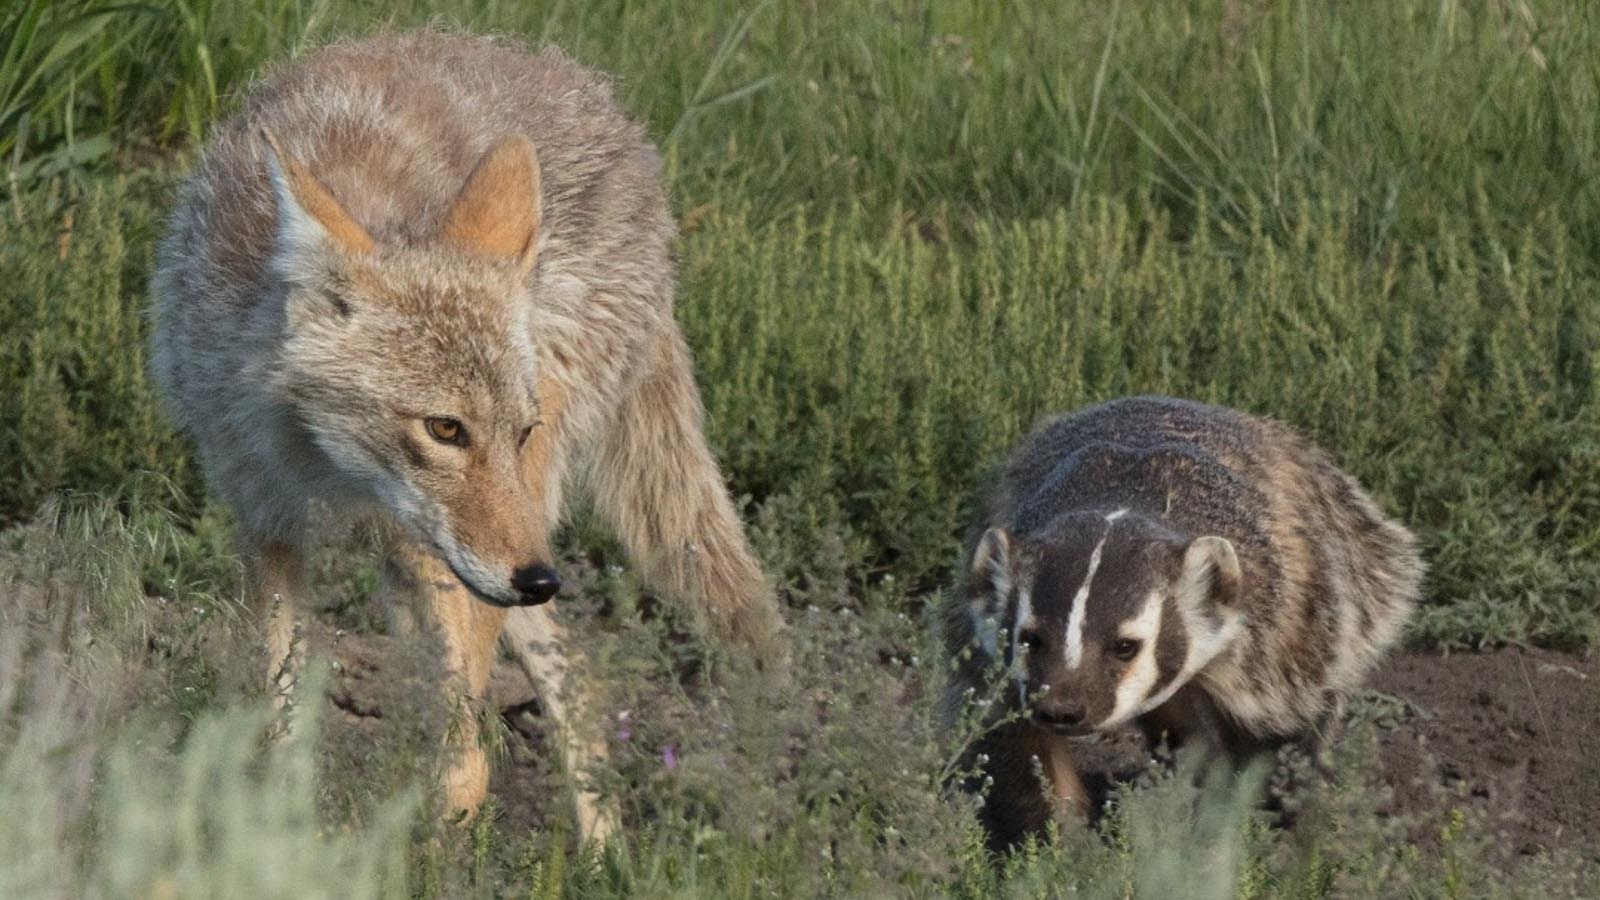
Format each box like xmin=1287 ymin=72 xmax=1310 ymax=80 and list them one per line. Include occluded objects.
xmin=3 ymin=503 xmax=1595 ymax=898
xmin=9 ymin=177 xmax=1596 ymax=647
xmin=7 ymin=2 xmax=1599 ymax=241
xmin=1 ymin=0 xmax=1598 ymax=896
xmin=679 ymin=197 xmax=1599 ymax=646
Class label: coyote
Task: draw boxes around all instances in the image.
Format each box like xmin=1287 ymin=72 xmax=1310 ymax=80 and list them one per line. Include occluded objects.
xmin=149 ymin=32 xmax=781 ymax=839
xmin=945 ymin=396 xmax=1421 ymax=847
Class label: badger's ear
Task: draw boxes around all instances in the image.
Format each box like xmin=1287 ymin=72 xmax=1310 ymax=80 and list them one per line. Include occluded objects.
xmin=440 ymin=135 xmax=543 ymax=275
xmin=964 ymin=526 xmax=1015 ymax=657
xmin=261 ymin=127 xmax=376 ymax=268
xmin=1177 ymin=535 xmax=1241 ymax=611
xmin=968 ymin=527 xmax=1014 ymax=612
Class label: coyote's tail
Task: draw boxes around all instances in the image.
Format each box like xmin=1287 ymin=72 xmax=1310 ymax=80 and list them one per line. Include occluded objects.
xmin=590 ymin=330 xmax=781 ymax=651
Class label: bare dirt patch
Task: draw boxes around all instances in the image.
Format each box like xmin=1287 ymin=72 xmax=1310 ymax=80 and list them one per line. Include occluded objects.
xmin=318 ymin=620 xmax=1598 ymax=867
xmin=1368 ymin=647 xmax=1600 ymax=862
xmin=1066 ymin=647 xmax=1600 ymax=865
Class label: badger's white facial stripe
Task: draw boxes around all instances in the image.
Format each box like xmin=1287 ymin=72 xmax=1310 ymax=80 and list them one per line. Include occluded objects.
xmin=1011 ymin=589 xmax=1033 ymax=704
xmin=1062 ymin=519 xmax=1118 ymax=670
xmin=1102 ymin=591 xmax=1165 ymax=727
xmin=1174 ymin=608 xmax=1245 ymax=694
xmin=1170 ymin=546 xmax=1247 ymax=687
xmin=1130 ymin=596 xmax=1247 ymax=720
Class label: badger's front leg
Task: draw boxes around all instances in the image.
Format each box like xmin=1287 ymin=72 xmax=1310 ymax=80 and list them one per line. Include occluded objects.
xmin=971 ymin=720 xmax=1090 ymax=850
xmin=1138 ymin=683 xmax=1278 ymax=772
xmin=1023 ymin=723 xmax=1091 ymax=824
xmin=1137 ymin=683 xmax=1219 ymax=757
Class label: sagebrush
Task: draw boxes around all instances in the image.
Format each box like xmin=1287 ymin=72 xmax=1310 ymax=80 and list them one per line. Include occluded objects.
xmin=2 ymin=0 xmax=1597 ymax=896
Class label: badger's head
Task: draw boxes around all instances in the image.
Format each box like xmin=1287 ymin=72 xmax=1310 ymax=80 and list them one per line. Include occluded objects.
xmin=964 ymin=509 xmax=1245 ymax=734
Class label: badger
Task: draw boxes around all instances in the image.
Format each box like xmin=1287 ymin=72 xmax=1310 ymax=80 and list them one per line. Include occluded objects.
xmin=944 ymin=395 xmax=1423 ymax=846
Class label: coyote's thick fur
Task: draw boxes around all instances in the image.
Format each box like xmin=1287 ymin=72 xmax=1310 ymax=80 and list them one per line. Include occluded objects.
xmin=149 ymin=31 xmax=781 ymax=839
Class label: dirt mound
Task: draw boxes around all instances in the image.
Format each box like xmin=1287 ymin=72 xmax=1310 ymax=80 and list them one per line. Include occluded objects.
xmin=1067 ymin=646 xmax=1600 ymax=864
xmin=1370 ymin=647 xmax=1599 ymax=861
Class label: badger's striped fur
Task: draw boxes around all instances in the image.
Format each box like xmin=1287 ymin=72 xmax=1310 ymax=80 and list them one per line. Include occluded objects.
xmin=944 ymin=396 xmax=1423 ymax=846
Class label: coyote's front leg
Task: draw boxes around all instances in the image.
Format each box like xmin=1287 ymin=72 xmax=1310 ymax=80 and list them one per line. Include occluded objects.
xmin=244 ymin=538 xmax=306 ymax=712
xmin=383 ymin=541 xmax=507 ymax=819
xmin=501 ymin=606 xmax=618 ymax=843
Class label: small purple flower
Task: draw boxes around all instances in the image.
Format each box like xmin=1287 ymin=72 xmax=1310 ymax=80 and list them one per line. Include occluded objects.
xmin=615 ymin=710 xmax=632 ymax=742
xmin=661 ymin=744 xmax=679 ymax=771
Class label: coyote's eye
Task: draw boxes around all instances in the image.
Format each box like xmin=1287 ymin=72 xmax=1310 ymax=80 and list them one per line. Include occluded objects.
xmin=1111 ymin=638 xmax=1142 ymax=662
xmin=517 ymin=423 xmax=535 ymax=449
xmin=425 ymin=417 xmax=469 ymax=447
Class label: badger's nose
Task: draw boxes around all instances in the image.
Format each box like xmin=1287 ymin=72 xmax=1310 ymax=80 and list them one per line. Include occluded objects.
xmin=510 ymin=564 xmax=561 ymax=605
xmin=1033 ymin=704 xmax=1086 ymax=731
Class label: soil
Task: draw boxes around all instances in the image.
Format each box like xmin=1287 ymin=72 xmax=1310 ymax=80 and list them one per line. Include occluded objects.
xmin=1366 ymin=647 xmax=1600 ymax=862
xmin=323 ymin=629 xmax=1599 ymax=865
xmin=1068 ymin=647 xmax=1600 ymax=865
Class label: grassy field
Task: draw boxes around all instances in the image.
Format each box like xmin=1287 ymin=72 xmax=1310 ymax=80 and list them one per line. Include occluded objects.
xmin=2 ymin=0 xmax=1597 ymax=897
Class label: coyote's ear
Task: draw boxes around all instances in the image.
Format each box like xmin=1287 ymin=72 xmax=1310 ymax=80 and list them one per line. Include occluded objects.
xmin=1177 ymin=535 xmax=1241 ymax=612
xmin=260 ymin=127 xmax=376 ymax=262
xmin=440 ymin=135 xmax=542 ymax=274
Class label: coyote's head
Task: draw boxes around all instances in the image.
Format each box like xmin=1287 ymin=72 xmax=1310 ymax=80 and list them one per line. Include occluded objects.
xmin=262 ymin=131 xmax=560 ymax=608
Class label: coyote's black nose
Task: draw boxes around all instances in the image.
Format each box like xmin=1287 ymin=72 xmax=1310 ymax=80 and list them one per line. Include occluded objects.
xmin=1033 ymin=705 xmax=1085 ymax=730
xmin=511 ymin=564 xmax=561 ymax=605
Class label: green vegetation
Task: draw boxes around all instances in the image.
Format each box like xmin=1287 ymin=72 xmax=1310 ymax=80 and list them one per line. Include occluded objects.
xmin=2 ymin=0 xmax=1596 ymax=896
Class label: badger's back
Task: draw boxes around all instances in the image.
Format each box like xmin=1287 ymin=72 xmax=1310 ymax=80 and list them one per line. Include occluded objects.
xmin=995 ymin=396 xmax=1422 ymax=737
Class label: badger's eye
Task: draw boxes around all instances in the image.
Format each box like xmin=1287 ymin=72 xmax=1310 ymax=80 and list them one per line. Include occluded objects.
xmin=1018 ymin=630 xmax=1043 ymax=653
xmin=425 ymin=417 xmax=469 ymax=447
xmin=1111 ymin=638 xmax=1142 ymax=661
